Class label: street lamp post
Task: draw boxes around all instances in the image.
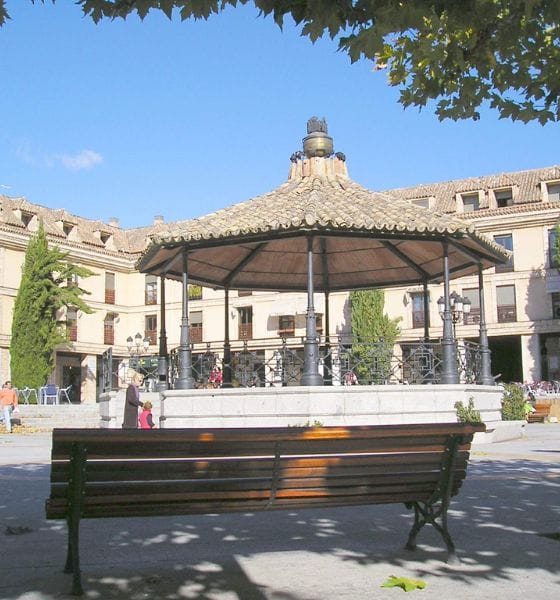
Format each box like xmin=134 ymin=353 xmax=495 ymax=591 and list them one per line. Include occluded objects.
xmin=437 ymin=291 xmax=472 ymax=336
xmin=437 ymin=292 xmax=471 ymax=383
xmin=127 ymin=332 xmax=150 ymax=357
xmin=127 ymin=333 xmax=150 ymax=386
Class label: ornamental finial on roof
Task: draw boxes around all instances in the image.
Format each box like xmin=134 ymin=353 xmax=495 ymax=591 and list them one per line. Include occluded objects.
xmin=307 ymin=116 xmax=328 ymax=134
xmin=303 ymin=116 xmax=333 ymax=158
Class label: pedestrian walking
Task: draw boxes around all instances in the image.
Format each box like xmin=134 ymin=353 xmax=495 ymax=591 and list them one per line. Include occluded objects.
xmin=0 ymin=380 xmax=18 ymax=433
xmin=122 ymin=372 xmax=144 ymax=429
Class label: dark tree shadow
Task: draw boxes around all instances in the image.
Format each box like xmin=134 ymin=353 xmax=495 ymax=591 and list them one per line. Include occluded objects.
xmin=1 ymin=454 xmax=560 ymax=599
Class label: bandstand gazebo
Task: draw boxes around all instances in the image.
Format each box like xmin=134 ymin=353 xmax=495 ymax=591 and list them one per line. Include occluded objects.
xmin=137 ymin=118 xmax=509 ymax=392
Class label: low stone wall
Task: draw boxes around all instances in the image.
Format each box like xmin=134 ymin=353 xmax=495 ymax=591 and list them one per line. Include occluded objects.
xmin=99 ymin=383 xmax=522 ymax=443
xmin=547 ymin=398 xmax=560 ymax=420
xmin=99 ymin=390 xmax=161 ymax=429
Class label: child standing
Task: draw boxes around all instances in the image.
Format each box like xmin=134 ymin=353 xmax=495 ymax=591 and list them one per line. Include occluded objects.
xmin=139 ymin=401 xmax=155 ymax=429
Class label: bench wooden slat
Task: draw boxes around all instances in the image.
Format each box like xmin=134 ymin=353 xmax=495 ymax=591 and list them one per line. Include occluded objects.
xmin=51 ymin=438 xmax=474 ymax=462
xmin=48 ymin=466 xmax=465 ymax=499
xmin=50 ymin=425 xmax=479 ymax=460
xmin=49 ymin=423 xmax=482 ymax=444
xmin=48 ymin=483 xmax=465 ymax=520
xmin=50 ymin=451 xmax=470 ymax=484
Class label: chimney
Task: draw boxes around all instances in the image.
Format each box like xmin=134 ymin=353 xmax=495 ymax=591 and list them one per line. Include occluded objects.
xmin=153 ymin=215 xmax=164 ymax=225
xmin=108 ymin=217 xmax=120 ymax=228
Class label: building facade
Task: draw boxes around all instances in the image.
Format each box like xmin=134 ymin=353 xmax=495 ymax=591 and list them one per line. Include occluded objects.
xmin=1 ymin=164 xmax=559 ymax=401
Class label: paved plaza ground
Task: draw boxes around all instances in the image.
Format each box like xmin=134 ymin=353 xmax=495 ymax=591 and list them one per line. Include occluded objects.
xmin=1 ymin=424 xmax=559 ymax=599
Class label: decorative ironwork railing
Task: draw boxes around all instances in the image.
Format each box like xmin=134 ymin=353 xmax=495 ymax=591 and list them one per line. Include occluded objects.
xmin=166 ymin=336 xmax=485 ymax=389
xmin=101 ymin=335 xmax=485 ymax=392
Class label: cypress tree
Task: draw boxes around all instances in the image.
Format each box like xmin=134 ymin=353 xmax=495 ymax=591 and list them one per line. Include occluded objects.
xmin=553 ymin=221 xmax=560 ymax=269
xmin=350 ymin=289 xmax=401 ymax=384
xmin=10 ymin=222 xmax=94 ymax=389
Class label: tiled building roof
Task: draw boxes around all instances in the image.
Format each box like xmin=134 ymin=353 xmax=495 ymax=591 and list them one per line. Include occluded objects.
xmin=385 ymin=165 xmax=560 ymax=212
xmin=2 ymin=163 xmax=559 ymax=264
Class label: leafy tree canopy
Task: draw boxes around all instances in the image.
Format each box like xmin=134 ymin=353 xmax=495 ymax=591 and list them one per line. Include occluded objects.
xmin=10 ymin=222 xmax=94 ymax=389
xmin=2 ymin=1 xmax=559 ymax=123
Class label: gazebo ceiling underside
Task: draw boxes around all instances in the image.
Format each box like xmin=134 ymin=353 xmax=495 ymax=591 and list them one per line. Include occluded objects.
xmin=137 ymin=172 xmax=509 ymax=292
xmin=139 ymin=230 xmax=507 ymax=293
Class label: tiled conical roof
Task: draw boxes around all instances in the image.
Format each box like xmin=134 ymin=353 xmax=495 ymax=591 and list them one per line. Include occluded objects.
xmin=138 ymin=122 xmax=509 ymax=292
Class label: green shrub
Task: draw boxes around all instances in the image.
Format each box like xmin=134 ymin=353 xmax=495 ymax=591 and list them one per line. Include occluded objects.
xmin=455 ymin=397 xmax=482 ymax=423
xmin=501 ymin=383 xmax=526 ymax=420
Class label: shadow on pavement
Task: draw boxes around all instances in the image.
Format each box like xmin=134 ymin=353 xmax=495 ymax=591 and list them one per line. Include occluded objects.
xmin=1 ymin=456 xmax=559 ymax=599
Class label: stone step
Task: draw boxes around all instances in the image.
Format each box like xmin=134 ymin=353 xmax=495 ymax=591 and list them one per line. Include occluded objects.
xmin=12 ymin=404 xmax=101 ymax=431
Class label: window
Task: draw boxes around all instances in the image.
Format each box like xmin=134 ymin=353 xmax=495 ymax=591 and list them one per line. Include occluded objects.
xmin=461 ymin=192 xmax=479 ymax=212
xmin=278 ymin=315 xmax=295 ymax=337
xmin=496 ymin=285 xmax=516 ymax=323
xmin=188 ymin=284 xmax=202 ymax=300
xmin=462 ymin=288 xmax=480 ymax=325
xmin=145 ymin=275 xmax=157 ymax=305
xmin=104 ymin=314 xmax=115 ymax=345
xmin=495 ymin=188 xmax=513 ymax=207
xmin=493 ymin=234 xmax=514 ymax=272
xmin=412 ymin=198 xmax=430 ymax=209
xmin=410 ymin=293 xmax=426 ymax=328
xmin=145 ymin=314 xmax=157 ymax=345
xmin=238 ymin=290 xmax=252 ymax=297
xmin=552 ymin=293 xmax=560 ymax=320
xmin=105 ymin=272 xmax=115 ymax=304
xmin=548 ymin=229 xmax=560 ymax=268
xmin=66 ymin=307 xmax=78 ymax=342
xmin=20 ymin=211 xmax=34 ymax=227
xmin=546 ymin=182 xmax=560 ymax=203
xmin=62 ymin=222 xmax=74 ymax=237
xmin=238 ymin=306 xmax=253 ymax=340
xmin=189 ymin=311 xmax=203 ymax=343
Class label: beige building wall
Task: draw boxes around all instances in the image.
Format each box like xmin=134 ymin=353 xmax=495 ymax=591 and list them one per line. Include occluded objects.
xmin=1 ymin=164 xmax=560 ymax=399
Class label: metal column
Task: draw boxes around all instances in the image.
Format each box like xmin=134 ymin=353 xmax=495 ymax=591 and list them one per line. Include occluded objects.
xmin=301 ymin=236 xmax=323 ymax=385
xmin=175 ymin=249 xmax=195 ymax=389
xmin=440 ymin=242 xmax=459 ymax=384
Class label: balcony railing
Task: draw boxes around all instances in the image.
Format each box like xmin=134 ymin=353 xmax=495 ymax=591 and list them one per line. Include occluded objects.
xmin=103 ymin=327 xmax=114 ymax=346
xmin=145 ymin=289 xmax=157 ymax=305
xmin=144 ymin=330 xmax=157 ymax=346
xmin=463 ymin=309 xmax=481 ymax=325
xmin=67 ymin=325 xmax=77 ymax=342
xmin=189 ymin=325 xmax=203 ymax=344
xmin=412 ymin=311 xmax=425 ymax=328
xmin=497 ymin=305 xmax=516 ymax=323
xmin=238 ymin=323 xmax=253 ymax=340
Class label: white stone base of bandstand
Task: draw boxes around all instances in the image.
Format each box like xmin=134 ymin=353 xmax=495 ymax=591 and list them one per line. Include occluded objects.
xmin=99 ymin=384 xmax=523 ymax=443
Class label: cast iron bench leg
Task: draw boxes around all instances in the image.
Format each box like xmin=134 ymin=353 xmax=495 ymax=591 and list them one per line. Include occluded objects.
xmin=404 ymin=501 xmax=458 ymax=563
xmin=64 ymin=443 xmax=85 ymax=595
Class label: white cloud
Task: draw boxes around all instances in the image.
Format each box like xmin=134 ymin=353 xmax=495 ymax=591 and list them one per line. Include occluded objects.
xmin=58 ymin=149 xmax=103 ymax=171
xmin=14 ymin=142 xmax=103 ymax=171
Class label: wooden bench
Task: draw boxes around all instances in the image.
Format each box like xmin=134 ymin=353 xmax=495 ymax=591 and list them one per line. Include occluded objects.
xmin=527 ymin=401 xmax=552 ymax=423
xmin=46 ymin=423 xmax=484 ymax=595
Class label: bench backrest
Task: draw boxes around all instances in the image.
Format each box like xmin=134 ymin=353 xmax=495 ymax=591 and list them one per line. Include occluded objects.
xmin=46 ymin=423 xmax=484 ymax=520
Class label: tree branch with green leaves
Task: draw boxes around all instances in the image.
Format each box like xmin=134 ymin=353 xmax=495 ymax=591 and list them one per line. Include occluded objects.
xmin=3 ymin=1 xmax=558 ymax=123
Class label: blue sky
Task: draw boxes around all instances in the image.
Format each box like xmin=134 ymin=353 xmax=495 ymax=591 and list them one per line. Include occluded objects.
xmin=1 ymin=1 xmax=558 ymax=229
